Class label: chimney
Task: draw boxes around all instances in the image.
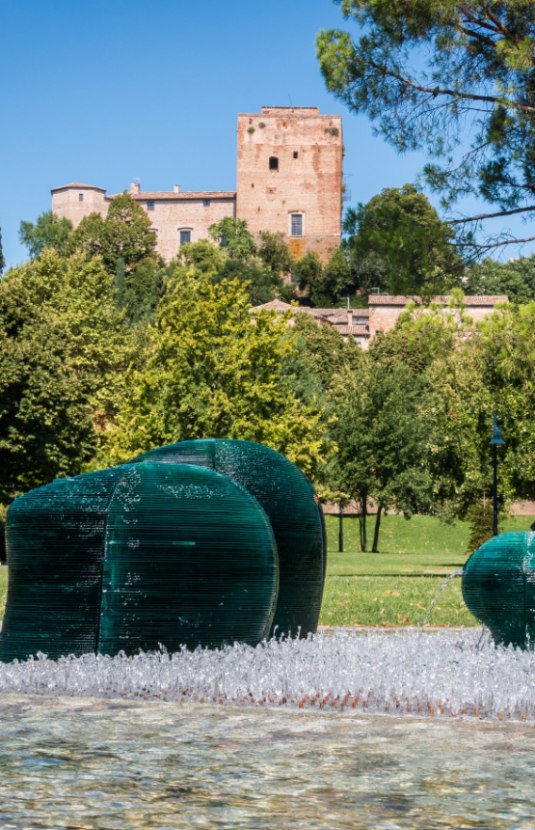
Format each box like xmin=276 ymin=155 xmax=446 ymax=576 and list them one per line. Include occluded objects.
xmin=130 ymin=180 xmax=141 ymax=195
xmin=173 ymin=184 xmax=180 ymax=193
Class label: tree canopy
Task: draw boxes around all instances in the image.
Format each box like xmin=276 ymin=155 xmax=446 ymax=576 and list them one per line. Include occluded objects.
xmin=100 ymin=268 xmax=332 ymax=477
xmin=317 ymin=1 xmax=535 ymax=252
xmin=19 ymin=211 xmax=73 ymax=259
xmin=345 ymin=185 xmax=464 ymax=295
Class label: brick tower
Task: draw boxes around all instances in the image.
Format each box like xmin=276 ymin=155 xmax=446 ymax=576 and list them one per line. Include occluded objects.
xmin=236 ymin=106 xmax=343 ymax=260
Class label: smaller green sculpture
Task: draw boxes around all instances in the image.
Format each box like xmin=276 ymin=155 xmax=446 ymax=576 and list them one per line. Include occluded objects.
xmin=462 ymin=531 xmax=535 ymax=649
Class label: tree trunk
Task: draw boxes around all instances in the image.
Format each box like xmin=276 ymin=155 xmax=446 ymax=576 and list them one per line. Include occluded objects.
xmin=372 ymin=503 xmax=383 ymax=553
xmin=359 ymin=493 xmax=368 ymax=552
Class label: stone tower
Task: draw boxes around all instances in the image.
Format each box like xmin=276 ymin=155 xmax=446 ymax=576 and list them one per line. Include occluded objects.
xmin=236 ymin=106 xmax=343 ymax=260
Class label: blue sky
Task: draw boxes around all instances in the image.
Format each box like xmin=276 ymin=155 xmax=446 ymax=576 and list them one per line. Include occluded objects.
xmin=1 ymin=0 xmax=533 ymax=269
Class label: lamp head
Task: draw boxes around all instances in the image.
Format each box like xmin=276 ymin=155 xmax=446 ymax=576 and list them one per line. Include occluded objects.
xmin=490 ymin=414 xmax=505 ymax=446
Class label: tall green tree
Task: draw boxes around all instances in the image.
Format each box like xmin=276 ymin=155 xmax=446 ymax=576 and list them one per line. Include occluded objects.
xmin=71 ymin=193 xmax=157 ymax=274
xmin=19 ymin=211 xmax=73 ymax=258
xmin=209 ymin=217 xmax=257 ymax=260
xmin=317 ymin=1 xmax=535 ymax=252
xmin=465 ymin=256 xmax=535 ymax=304
xmin=331 ymin=357 xmax=432 ymax=551
xmin=345 ymin=185 xmax=464 ymax=295
xmin=293 ymin=247 xmax=353 ymax=306
xmin=0 ymin=250 xmax=138 ymax=503
xmin=100 ymin=269 xmax=332 ymax=476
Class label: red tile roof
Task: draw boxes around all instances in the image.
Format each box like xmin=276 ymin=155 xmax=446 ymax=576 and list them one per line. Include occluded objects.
xmin=124 ymin=191 xmax=236 ymax=201
xmin=368 ymin=295 xmax=509 ymax=306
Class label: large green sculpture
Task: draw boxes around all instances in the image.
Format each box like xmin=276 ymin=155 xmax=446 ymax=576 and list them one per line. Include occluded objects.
xmin=132 ymin=439 xmax=326 ymax=638
xmin=0 ymin=440 xmax=325 ymax=662
xmin=462 ymin=531 xmax=535 ymax=649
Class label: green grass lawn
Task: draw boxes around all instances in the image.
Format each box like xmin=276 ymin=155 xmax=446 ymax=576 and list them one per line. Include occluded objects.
xmin=319 ymin=514 xmax=534 ymax=628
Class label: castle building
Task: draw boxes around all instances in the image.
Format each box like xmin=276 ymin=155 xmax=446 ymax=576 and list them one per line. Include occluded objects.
xmin=51 ymin=107 xmax=343 ymax=262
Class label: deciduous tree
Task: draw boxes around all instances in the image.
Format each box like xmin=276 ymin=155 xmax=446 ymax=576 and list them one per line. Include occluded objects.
xmin=101 ymin=269 xmax=332 ymax=476
xmin=345 ymin=185 xmax=464 ymax=295
xmin=19 ymin=211 xmax=73 ymax=259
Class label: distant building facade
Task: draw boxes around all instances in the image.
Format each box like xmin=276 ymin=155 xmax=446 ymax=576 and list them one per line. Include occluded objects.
xmin=255 ymin=295 xmax=509 ymax=350
xmin=51 ymin=106 xmax=343 ymax=262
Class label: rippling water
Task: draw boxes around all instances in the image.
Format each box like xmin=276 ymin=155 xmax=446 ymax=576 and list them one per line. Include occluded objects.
xmin=2 ymin=629 xmax=535 ymax=828
xmin=2 ymin=694 xmax=535 ymax=829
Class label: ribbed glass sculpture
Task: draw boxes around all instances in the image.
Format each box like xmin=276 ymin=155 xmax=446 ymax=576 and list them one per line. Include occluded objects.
xmin=0 ymin=451 xmax=280 ymax=662
xmin=462 ymin=531 xmax=535 ymax=649
xmin=132 ymin=439 xmax=326 ymax=637
xmin=0 ymin=466 xmax=126 ymax=661
xmin=99 ymin=462 xmax=278 ymax=655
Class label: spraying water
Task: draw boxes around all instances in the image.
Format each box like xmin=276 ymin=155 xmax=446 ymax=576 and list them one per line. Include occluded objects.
xmin=422 ymin=567 xmax=464 ymax=626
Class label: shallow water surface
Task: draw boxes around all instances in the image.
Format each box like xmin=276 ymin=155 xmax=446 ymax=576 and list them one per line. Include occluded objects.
xmin=2 ymin=694 xmax=535 ymax=830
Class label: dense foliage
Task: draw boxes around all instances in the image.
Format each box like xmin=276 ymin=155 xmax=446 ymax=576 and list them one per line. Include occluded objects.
xmin=3 ymin=202 xmax=534 ymax=552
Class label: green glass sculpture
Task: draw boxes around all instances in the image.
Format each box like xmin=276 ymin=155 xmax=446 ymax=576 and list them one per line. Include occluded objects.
xmin=0 ymin=453 xmax=279 ymax=661
xmin=462 ymin=531 xmax=535 ymax=649
xmin=0 ymin=466 xmax=127 ymax=662
xmin=99 ymin=462 xmax=278 ymax=655
xmin=132 ymin=439 xmax=326 ymax=637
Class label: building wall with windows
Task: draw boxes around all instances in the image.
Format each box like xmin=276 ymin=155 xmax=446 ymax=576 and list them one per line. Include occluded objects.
xmin=236 ymin=107 xmax=343 ymax=260
xmin=51 ymin=106 xmax=343 ymax=262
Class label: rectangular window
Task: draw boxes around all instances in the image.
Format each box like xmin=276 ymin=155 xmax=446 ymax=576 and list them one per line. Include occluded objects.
xmin=290 ymin=213 xmax=303 ymax=237
xmin=78 ymin=193 xmax=84 ymax=202
xmin=179 ymin=229 xmax=192 ymax=246
xmin=293 ymin=151 xmax=299 ymax=159
xmin=203 ymin=199 xmax=211 ymax=207
xmin=147 ymin=201 xmax=154 ymax=211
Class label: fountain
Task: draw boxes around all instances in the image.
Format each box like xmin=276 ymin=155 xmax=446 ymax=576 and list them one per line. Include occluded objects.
xmin=1 ymin=444 xmax=534 ymax=827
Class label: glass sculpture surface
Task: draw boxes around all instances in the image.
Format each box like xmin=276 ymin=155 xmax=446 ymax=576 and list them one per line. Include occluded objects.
xmin=462 ymin=531 xmax=535 ymax=649
xmin=132 ymin=439 xmax=326 ymax=637
xmin=0 ymin=439 xmax=324 ymax=661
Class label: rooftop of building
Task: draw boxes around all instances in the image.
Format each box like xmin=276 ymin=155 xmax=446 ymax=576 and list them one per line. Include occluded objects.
xmin=368 ymin=294 xmax=509 ymax=306
xmin=51 ymin=183 xmax=107 ymax=193
xmin=126 ymin=190 xmax=236 ymax=201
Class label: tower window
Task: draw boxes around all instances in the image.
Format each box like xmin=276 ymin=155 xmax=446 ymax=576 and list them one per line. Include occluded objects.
xmin=146 ymin=201 xmax=154 ymax=211
xmin=290 ymin=213 xmax=304 ymax=237
xmin=78 ymin=193 xmax=84 ymax=202
xmin=269 ymin=156 xmax=279 ymax=171
xmin=203 ymin=199 xmax=211 ymax=206
xmin=293 ymin=151 xmax=299 ymax=159
xmin=179 ymin=229 xmax=192 ymax=246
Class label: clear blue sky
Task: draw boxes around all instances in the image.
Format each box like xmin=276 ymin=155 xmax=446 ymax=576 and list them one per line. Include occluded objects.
xmin=1 ymin=0 xmax=532 ymax=269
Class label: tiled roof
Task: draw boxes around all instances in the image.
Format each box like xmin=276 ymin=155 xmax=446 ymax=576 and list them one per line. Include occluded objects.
xmin=125 ymin=191 xmax=236 ymax=201
xmin=368 ymin=295 xmax=509 ymax=306
xmin=51 ymin=183 xmax=106 ymax=193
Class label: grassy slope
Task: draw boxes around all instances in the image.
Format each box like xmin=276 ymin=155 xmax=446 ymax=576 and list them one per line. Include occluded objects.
xmin=319 ymin=514 xmax=534 ymax=628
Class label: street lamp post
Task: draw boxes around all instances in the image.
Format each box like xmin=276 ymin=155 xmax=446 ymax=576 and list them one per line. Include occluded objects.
xmin=338 ymin=503 xmax=344 ymax=553
xmin=489 ymin=415 xmax=505 ymax=537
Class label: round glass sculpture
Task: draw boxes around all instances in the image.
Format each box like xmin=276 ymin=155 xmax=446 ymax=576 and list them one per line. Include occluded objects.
xmin=132 ymin=439 xmax=326 ymax=637
xmin=462 ymin=531 xmax=535 ymax=649
xmin=0 ymin=459 xmax=278 ymax=661
xmin=99 ymin=462 xmax=278 ymax=655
